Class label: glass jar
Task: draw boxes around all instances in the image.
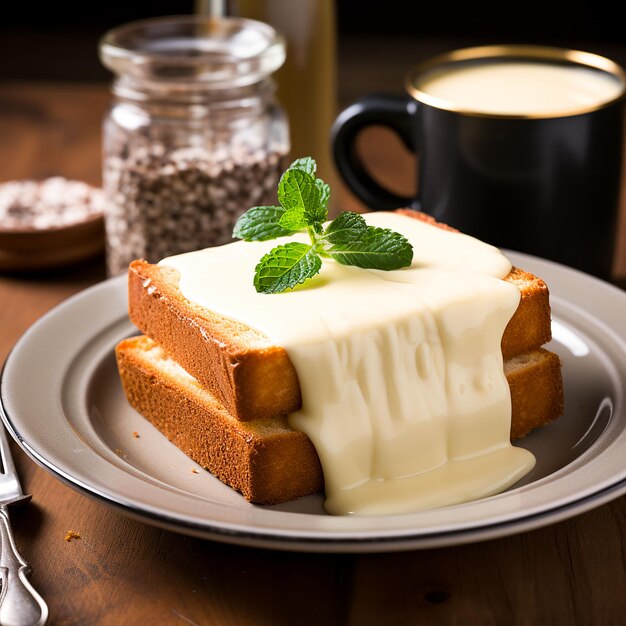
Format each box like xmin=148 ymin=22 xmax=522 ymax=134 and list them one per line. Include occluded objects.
xmin=98 ymin=15 xmax=290 ymax=275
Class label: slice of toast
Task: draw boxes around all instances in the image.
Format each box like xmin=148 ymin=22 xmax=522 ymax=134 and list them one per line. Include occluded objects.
xmin=116 ymin=335 xmax=323 ymax=504
xmin=116 ymin=335 xmax=563 ymax=504
xmin=127 ymin=209 xmax=553 ymax=422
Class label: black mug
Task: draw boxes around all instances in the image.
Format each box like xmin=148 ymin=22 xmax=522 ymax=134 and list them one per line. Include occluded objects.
xmin=332 ymin=45 xmax=626 ymax=280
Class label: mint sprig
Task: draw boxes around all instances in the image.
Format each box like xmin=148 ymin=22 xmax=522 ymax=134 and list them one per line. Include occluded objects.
xmin=233 ymin=157 xmax=414 ymax=293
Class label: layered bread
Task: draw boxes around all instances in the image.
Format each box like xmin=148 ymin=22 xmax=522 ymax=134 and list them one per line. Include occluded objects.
xmin=118 ymin=208 xmax=564 ymax=505
xmin=128 ymin=253 xmax=553 ymax=422
xmin=117 ymin=335 xmax=323 ymax=504
xmin=116 ymin=335 xmax=563 ymax=504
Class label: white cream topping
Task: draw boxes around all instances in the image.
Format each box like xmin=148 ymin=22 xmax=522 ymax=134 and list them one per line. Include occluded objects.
xmin=160 ymin=212 xmax=535 ymax=515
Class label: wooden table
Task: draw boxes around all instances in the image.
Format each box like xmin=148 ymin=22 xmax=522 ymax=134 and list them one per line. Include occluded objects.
xmin=2 ymin=82 xmax=626 ymax=626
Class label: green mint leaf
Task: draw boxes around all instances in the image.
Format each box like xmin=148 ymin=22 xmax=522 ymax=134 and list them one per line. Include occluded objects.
xmin=278 ymin=209 xmax=309 ymax=231
xmin=315 ymin=178 xmax=330 ymax=210
xmin=288 ymin=157 xmax=328 ymax=212
xmin=278 ymin=169 xmax=317 ymax=212
xmin=278 ymin=168 xmax=321 ymax=230
xmin=289 ymin=156 xmax=316 ymax=175
xmin=326 ymin=226 xmax=413 ymax=270
xmin=305 ymin=194 xmax=328 ymax=226
xmin=324 ymin=211 xmax=367 ymax=244
xmin=233 ymin=206 xmax=295 ymax=241
xmin=312 ymin=221 xmax=325 ymax=237
xmin=254 ymin=242 xmax=322 ymax=293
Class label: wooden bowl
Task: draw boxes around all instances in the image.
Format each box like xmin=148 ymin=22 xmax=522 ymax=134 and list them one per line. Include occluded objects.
xmin=0 ymin=214 xmax=105 ymax=271
xmin=0 ymin=179 xmax=106 ymax=271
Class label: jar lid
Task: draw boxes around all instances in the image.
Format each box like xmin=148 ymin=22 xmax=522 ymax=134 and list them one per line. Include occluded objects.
xmin=99 ymin=15 xmax=286 ymax=87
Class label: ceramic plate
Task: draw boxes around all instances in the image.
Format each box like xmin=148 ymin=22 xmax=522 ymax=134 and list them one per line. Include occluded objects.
xmin=2 ymin=251 xmax=626 ymax=553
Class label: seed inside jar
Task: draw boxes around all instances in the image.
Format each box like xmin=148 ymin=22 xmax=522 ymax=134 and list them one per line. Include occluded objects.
xmin=103 ymin=143 xmax=288 ymax=275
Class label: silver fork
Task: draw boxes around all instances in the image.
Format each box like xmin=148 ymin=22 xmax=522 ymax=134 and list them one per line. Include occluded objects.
xmin=0 ymin=424 xmax=48 ymax=626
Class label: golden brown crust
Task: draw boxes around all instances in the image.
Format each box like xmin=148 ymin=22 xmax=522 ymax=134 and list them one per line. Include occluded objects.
xmin=502 ymin=267 xmax=552 ymax=360
xmin=506 ymin=348 xmax=564 ymax=440
xmin=128 ymin=261 xmax=301 ymax=421
xmin=128 ymin=209 xmax=555 ymax=422
xmin=116 ymin=336 xmax=322 ymax=504
xmin=116 ymin=335 xmax=563 ymax=502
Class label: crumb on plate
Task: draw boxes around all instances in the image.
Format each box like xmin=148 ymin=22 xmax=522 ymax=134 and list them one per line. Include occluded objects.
xmin=64 ymin=530 xmax=81 ymax=542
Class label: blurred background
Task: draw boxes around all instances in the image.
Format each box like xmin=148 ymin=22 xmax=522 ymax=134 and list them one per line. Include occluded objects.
xmin=3 ymin=5 xmax=626 ymax=93
xmin=2 ymin=3 xmax=626 ymax=277
xmin=3 ymin=4 xmax=626 ymax=82
xmin=3 ymin=4 xmax=626 ymax=83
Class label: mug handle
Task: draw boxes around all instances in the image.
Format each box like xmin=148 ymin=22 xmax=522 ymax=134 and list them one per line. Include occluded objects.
xmin=331 ymin=94 xmax=419 ymax=212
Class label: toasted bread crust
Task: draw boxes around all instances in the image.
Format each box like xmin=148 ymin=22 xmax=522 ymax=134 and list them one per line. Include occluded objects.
xmin=116 ymin=336 xmax=322 ymax=504
xmin=116 ymin=335 xmax=563 ymax=503
xmin=506 ymin=348 xmax=564 ymax=439
xmin=502 ymin=267 xmax=552 ymax=360
xmin=128 ymin=210 xmax=553 ymax=422
xmin=129 ymin=263 xmax=301 ymax=421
